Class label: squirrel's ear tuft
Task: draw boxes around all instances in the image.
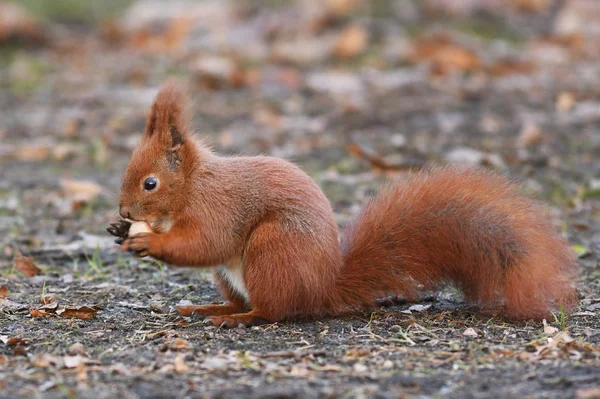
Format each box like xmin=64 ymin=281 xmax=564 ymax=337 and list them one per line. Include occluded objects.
xmin=144 ymin=79 xmax=191 ymax=154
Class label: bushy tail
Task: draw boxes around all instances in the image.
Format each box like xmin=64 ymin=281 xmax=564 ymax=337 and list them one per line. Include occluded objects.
xmin=330 ymin=166 xmax=579 ymax=321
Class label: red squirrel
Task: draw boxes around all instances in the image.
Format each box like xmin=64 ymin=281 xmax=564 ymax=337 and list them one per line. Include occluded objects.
xmin=107 ymin=81 xmax=579 ymax=327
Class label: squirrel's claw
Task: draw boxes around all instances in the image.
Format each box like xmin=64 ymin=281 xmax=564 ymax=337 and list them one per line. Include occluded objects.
xmin=205 ymin=314 xmax=272 ymax=328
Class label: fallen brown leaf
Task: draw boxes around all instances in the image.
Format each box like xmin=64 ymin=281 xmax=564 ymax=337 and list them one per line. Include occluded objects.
xmin=325 ymin=0 xmax=364 ymax=17
xmin=32 ymin=353 xmax=59 ymax=368
xmin=167 ymin=338 xmax=191 ymax=351
xmin=6 ymin=337 xmax=26 ymax=346
xmin=14 ymin=256 xmax=42 ymax=277
xmin=346 ymin=143 xmax=420 ymax=174
xmin=56 ymin=306 xmax=98 ymax=320
xmin=486 ymin=59 xmax=535 ymax=77
xmin=30 ymin=307 xmax=56 ymax=318
xmin=520 ymin=331 xmax=598 ymax=361
xmin=517 ymin=121 xmax=544 ymax=148
xmin=129 ymin=16 xmax=192 ymax=54
xmin=536 ymin=33 xmax=585 ymax=53
xmin=0 ymin=285 xmax=7 ymax=298
xmin=408 ymin=34 xmax=479 ymax=75
xmin=510 ymin=0 xmax=552 ymax=12
xmin=68 ymin=342 xmax=86 ymax=356
xmin=333 ymin=24 xmax=368 ymax=58
xmin=40 ymin=302 xmax=58 ymax=311
xmin=61 ymin=179 xmax=102 ymax=203
xmin=462 ymin=328 xmax=478 ymax=337
xmin=0 ymin=298 xmax=27 ymax=312
xmin=543 ymin=319 xmax=559 ymax=335
xmin=63 ymin=355 xmax=89 ymax=369
xmin=0 ymin=2 xmax=47 ymax=45
xmin=174 ymin=353 xmax=190 ymax=373
xmin=557 ymin=92 xmax=576 ymax=112
xmin=40 ymin=294 xmax=55 ymax=305
xmin=253 ymin=106 xmax=283 ymax=130
xmin=11 ymin=145 xmax=51 ymax=161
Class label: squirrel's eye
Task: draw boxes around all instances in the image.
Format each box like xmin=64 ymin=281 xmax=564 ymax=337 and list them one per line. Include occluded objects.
xmin=143 ymin=177 xmax=158 ymax=191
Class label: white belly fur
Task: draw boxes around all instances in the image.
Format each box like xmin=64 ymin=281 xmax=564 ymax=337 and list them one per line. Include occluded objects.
xmin=218 ymin=258 xmax=249 ymax=302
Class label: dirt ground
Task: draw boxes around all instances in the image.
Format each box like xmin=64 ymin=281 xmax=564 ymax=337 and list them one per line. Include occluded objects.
xmin=1 ymin=1 xmax=599 ymax=398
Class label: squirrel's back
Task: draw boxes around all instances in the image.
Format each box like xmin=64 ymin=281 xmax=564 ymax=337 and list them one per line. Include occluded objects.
xmin=332 ymin=166 xmax=578 ymax=320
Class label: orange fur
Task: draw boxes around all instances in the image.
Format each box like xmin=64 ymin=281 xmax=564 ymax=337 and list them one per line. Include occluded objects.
xmin=114 ymin=81 xmax=579 ymax=327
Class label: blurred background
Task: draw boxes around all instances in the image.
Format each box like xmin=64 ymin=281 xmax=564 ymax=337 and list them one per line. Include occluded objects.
xmin=0 ymin=0 xmax=599 ymax=265
xmin=1 ymin=2 xmax=600 ymax=397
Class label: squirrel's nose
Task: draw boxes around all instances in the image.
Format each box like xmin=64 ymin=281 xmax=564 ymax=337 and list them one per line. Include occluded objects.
xmin=119 ymin=206 xmax=131 ymax=220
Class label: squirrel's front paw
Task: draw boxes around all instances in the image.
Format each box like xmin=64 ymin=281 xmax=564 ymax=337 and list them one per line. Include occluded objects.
xmin=107 ymin=220 xmax=132 ymax=245
xmin=121 ymin=232 xmax=161 ymax=258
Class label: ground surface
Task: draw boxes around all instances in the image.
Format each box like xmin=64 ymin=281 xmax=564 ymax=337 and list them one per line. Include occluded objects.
xmin=1 ymin=1 xmax=599 ymax=398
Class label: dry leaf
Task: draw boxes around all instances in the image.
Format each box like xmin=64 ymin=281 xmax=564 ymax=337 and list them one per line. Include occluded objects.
xmin=40 ymin=302 xmax=58 ymax=311
xmin=0 ymin=298 xmax=27 ymax=312
xmin=167 ymin=338 xmax=191 ymax=351
xmin=63 ymin=355 xmax=88 ymax=369
xmin=40 ymin=294 xmax=55 ymax=305
xmin=543 ymin=319 xmax=559 ymax=335
xmin=191 ymin=56 xmax=249 ymax=90
xmin=0 ymin=2 xmax=43 ymax=43
xmin=149 ymin=301 xmax=169 ymax=314
xmin=333 ymin=24 xmax=368 ymax=58
xmin=67 ymin=342 xmax=86 ymax=356
xmin=536 ymin=33 xmax=585 ymax=53
xmin=325 ymin=0 xmax=364 ymax=17
xmin=32 ymin=353 xmax=59 ymax=368
xmin=408 ymin=304 xmax=432 ymax=313
xmin=462 ymin=328 xmax=478 ymax=337
xmin=253 ymin=106 xmax=283 ymax=130
xmin=346 ymin=143 xmax=419 ymax=173
xmin=61 ymin=179 xmax=102 ymax=203
xmin=486 ymin=59 xmax=535 ymax=76
xmin=56 ymin=306 xmax=98 ymax=320
xmin=31 ymin=307 xmax=56 ymax=318
xmin=11 ymin=145 xmax=50 ymax=161
xmin=517 ymin=121 xmax=544 ymax=148
xmin=319 ymin=364 xmax=343 ymax=372
xmin=289 ymin=365 xmax=311 ymax=377
xmin=174 ymin=354 xmax=190 ymax=373
xmin=521 ymin=331 xmax=597 ymax=362
xmin=129 ymin=16 xmax=192 ymax=54
xmin=6 ymin=337 xmax=26 ymax=346
xmin=353 ymin=363 xmax=368 ymax=373
xmin=14 ymin=256 xmax=42 ymax=277
xmin=0 ymin=285 xmax=7 ymax=299
xmin=510 ymin=0 xmax=552 ymax=12
xmin=408 ymin=34 xmax=479 ymax=74
xmin=557 ymin=92 xmax=575 ymax=112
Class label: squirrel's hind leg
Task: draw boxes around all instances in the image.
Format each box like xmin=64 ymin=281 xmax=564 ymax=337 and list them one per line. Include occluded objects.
xmin=176 ymin=302 xmax=246 ymax=317
xmin=176 ymin=268 xmax=250 ymax=317
xmin=206 ymin=310 xmax=273 ymax=328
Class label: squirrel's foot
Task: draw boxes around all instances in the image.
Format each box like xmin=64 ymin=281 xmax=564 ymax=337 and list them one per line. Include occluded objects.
xmin=107 ymin=220 xmax=132 ymax=245
xmin=176 ymin=302 xmax=247 ymax=317
xmin=121 ymin=232 xmax=161 ymax=258
xmin=205 ymin=311 xmax=272 ymax=328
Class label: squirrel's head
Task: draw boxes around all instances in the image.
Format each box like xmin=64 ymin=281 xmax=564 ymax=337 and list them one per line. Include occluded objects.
xmin=119 ymin=80 xmax=198 ymax=229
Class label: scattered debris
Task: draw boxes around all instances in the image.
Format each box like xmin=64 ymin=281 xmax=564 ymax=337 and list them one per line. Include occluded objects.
xmin=462 ymin=328 xmax=479 ymax=337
